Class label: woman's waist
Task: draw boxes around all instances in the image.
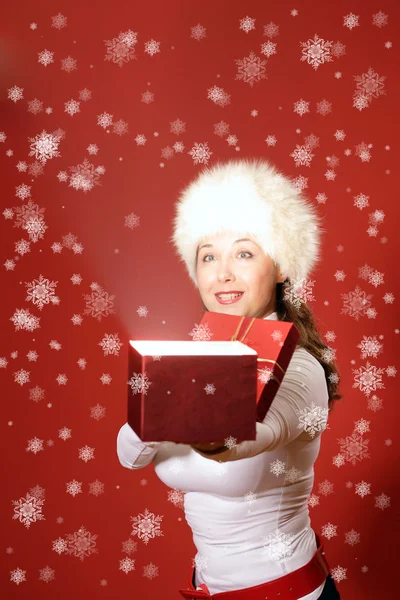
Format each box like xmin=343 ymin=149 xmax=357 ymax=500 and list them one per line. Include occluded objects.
xmin=193 ymin=527 xmax=319 ymax=593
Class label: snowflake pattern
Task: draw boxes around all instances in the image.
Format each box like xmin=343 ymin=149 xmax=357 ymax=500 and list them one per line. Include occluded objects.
xmin=83 ymin=286 xmax=115 ymax=321
xmin=338 ymin=432 xmax=370 ymax=466
xmin=189 ymin=322 xmax=213 ymax=341
xmin=130 ymin=508 xmax=164 ymax=545
xmin=38 ymin=565 xmax=55 ymax=583
xmin=262 ymin=529 xmax=295 ymax=560
xmin=25 ymin=274 xmax=57 ymax=310
xmin=65 ymin=526 xmax=98 ymax=561
xmin=235 ymin=50 xmax=267 ymax=87
xmin=188 ymin=142 xmax=213 ymax=165
xmin=300 ymin=34 xmax=333 ymax=70
xmin=68 ymin=158 xmax=103 ymax=193
xmin=104 ymin=31 xmax=137 ymax=67
xmin=10 ymin=567 xmax=27 ymax=585
xmin=290 ymin=144 xmax=314 ymax=167
xmin=99 ymin=333 xmax=123 ymax=356
xmin=296 ymin=401 xmax=329 ymax=437
xmin=127 ymin=371 xmax=152 ymax=395
xmin=354 ymin=67 xmax=386 ymax=101
xmin=352 ymin=361 xmax=385 ymax=397
xmin=10 ymin=308 xmax=41 ymax=332
xmin=12 ymin=493 xmax=45 ymax=528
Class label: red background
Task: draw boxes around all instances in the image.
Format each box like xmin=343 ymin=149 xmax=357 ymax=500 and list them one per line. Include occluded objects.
xmin=1 ymin=0 xmax=399 ymax=598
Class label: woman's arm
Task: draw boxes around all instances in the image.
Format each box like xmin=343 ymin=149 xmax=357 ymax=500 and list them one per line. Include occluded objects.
xmin=117 ymin=423 xmax=162 ymax=470
xmin=192 ymin=348 xmax=329 ymax=463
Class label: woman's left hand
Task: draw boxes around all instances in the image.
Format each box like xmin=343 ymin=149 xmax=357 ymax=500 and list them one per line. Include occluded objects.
xmin=190 ymin=441 xmax=227 ymax=453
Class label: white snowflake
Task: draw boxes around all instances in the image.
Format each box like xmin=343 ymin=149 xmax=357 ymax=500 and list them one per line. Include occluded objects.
xmin=28 ymin=130 xmax=61 ymax=164
xmin=83 ymin=286 xmax=115 ymax=320
xmin=144 ymin=39 xmax=161 ymax=56
xmin=239 ymin=16 xmax=256 ymax=33
xmin=372 ymin=11 xmax=388 ymax=28
xmin=260 ymin=40 xmax=277 ymax=57
xmin=89 ymin=480 xmax=105 ymax=496
xmin=296 ymin=401 xmax=329 ymax=437
xmin=130 ymin=508 xmax=163 ymax=545
xmin=65 ymin=525 xmax=98 ymax=561
xmin=26 ymin=437 xmax=44 ymax=454
xmin=79 ymin=445 xmax=95 ymax=462
xmin=90 ymin=404 xmax=106 ymax=420
xmin=8 ymin=85 xmax=24 ymax=102
xmin=290 ymin=144 xmax=314 ymax=167
xmin=189 ymin=322 xmax=213 ymax=341
xmin=79 ymin=88 xmax=92 ymax=101
xmin=354 ymin=480 xmax=371 ymax=498
xmin=204 ymin=383 xmax=216 ymax=395
xmin=264 ymin=22 xmax=279 ymax=38
xmin=190 ymin=23 xmax=207 ymax=41
xmin=97 ymin=112 xmax=113 ymax=128
xmin=14 ymin=368 xmax=31 ymax=386
xmin=119 ymin=556 xmax=135 ymax=574
xmin=99 ymin=333 xmax=123 ymax=356
xmin=124 ymin=212 xmax=140 ymax=229
xmin=137 ymin=305 xmax=148 ymax=317
xmin=128 ymin=372 xmax=152 ymax=395
xmin=38 ymin=565 xmax=55 ymax=583
xmin=262 ymin=529 xmax=295 ymax=560
xmin=10 ymin=308 xmax=40 ymax=332
xmin=61 ymin=56 xmax=77 ymax=73
xmin=265 ymin=134 xmax=277 ymax=146
xmin=188 ymin=142 xmax=213 ymax=165
xmin=15 ymin=183 xmax=31 ymax=199
xmin=71 ymin=273 xmax=82 ymax=285
xmin=38 ymin=49 xmax=54 ymax=67
xmin=49 ymin=340 xmax=62 ymax=350
xmin=300 ymin=34 xmax=333 ymax=70
xmin=257 ymin=366 xmax=274 ymax=384
xmin=12 ymin=493 xmax=45 ymax=528
xmin=25 ymin=273 xmax=57 ymax=310
xmin=375 ymin=492 xmax=390 ymax=510
xmin=207 ymin=85 xmax=231 ymax=107
xmin=293 ymin=99 xmax=310 ymax=116
xmin=104 ymin=33 xmax=137 ymax=67
xmin=10 ymin=567 xmax=27 ymax=585
xmin=270 ymin=459 xmax=287 ymax=477
xmin=59 ymin=427 xmax=72 ymax=441
xmin=51 ymin=13 xmax=67 ymax=29
xmin=235 ymin=50 xmax=267 ymax=87
xmin=64 ymin=99 xmax=80 ymax=116
xmin=66 ymin=480 xmax=83 ymax=497
xmin=343 ymin=13 xmax=359 ymax=30
xmin=52 ymin=537 xmax=68 ymax=554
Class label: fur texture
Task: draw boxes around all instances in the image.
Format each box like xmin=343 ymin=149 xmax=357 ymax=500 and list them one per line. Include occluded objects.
xmin=170 ymin=157 xmax=325 ymax=287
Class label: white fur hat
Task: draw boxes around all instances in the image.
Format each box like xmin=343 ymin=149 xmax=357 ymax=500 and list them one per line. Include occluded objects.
xmin=170 ymin=157 xmax=325 ymax=287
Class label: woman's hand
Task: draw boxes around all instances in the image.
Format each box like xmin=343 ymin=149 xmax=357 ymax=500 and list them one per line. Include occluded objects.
xmin=190 ymin=422 xmax=273 ymax=462
xmin=190 ymin=441 xmax=227 ymax=453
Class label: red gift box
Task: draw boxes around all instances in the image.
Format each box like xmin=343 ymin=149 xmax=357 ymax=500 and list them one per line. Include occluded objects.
xmin=198 ymin=311 xmax=300 ymax=422
xmin=127 ymin=340 xmax=258 ymax=443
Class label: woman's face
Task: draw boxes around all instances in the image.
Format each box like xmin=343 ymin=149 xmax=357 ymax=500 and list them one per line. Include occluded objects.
xmin=195 ymin=231 xmax=285 ymax=318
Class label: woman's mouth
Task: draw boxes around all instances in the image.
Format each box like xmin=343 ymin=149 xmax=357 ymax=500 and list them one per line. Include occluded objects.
xmin=215 ymin=292 xmax=244 ymax=305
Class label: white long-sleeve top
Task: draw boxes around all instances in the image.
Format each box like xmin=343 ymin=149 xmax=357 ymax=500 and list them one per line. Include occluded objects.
xmin=117 ymin=312 xmax=330 ymax=599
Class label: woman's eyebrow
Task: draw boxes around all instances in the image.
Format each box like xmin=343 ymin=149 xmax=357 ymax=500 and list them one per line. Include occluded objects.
xmin=199 ymin=238 xmax=253 ymax=251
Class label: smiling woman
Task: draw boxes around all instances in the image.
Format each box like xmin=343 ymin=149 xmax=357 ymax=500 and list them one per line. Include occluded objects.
xmin=117 ymin=157 xmax=342 ymax=600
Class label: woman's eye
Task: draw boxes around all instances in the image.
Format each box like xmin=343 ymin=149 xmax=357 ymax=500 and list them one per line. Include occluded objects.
xmin=203 ymin=252 xmax=252 ymax=262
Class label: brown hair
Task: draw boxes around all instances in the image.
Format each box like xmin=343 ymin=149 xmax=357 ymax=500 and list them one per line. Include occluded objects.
xmin=201 ymin=280 xmax=343 ymax=413
xmin=276 ymin=280 xmax=342 ymax=412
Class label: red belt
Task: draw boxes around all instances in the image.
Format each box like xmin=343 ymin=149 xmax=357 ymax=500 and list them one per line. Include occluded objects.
xmin=178 ymin=533 xmax=331 ymax=600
